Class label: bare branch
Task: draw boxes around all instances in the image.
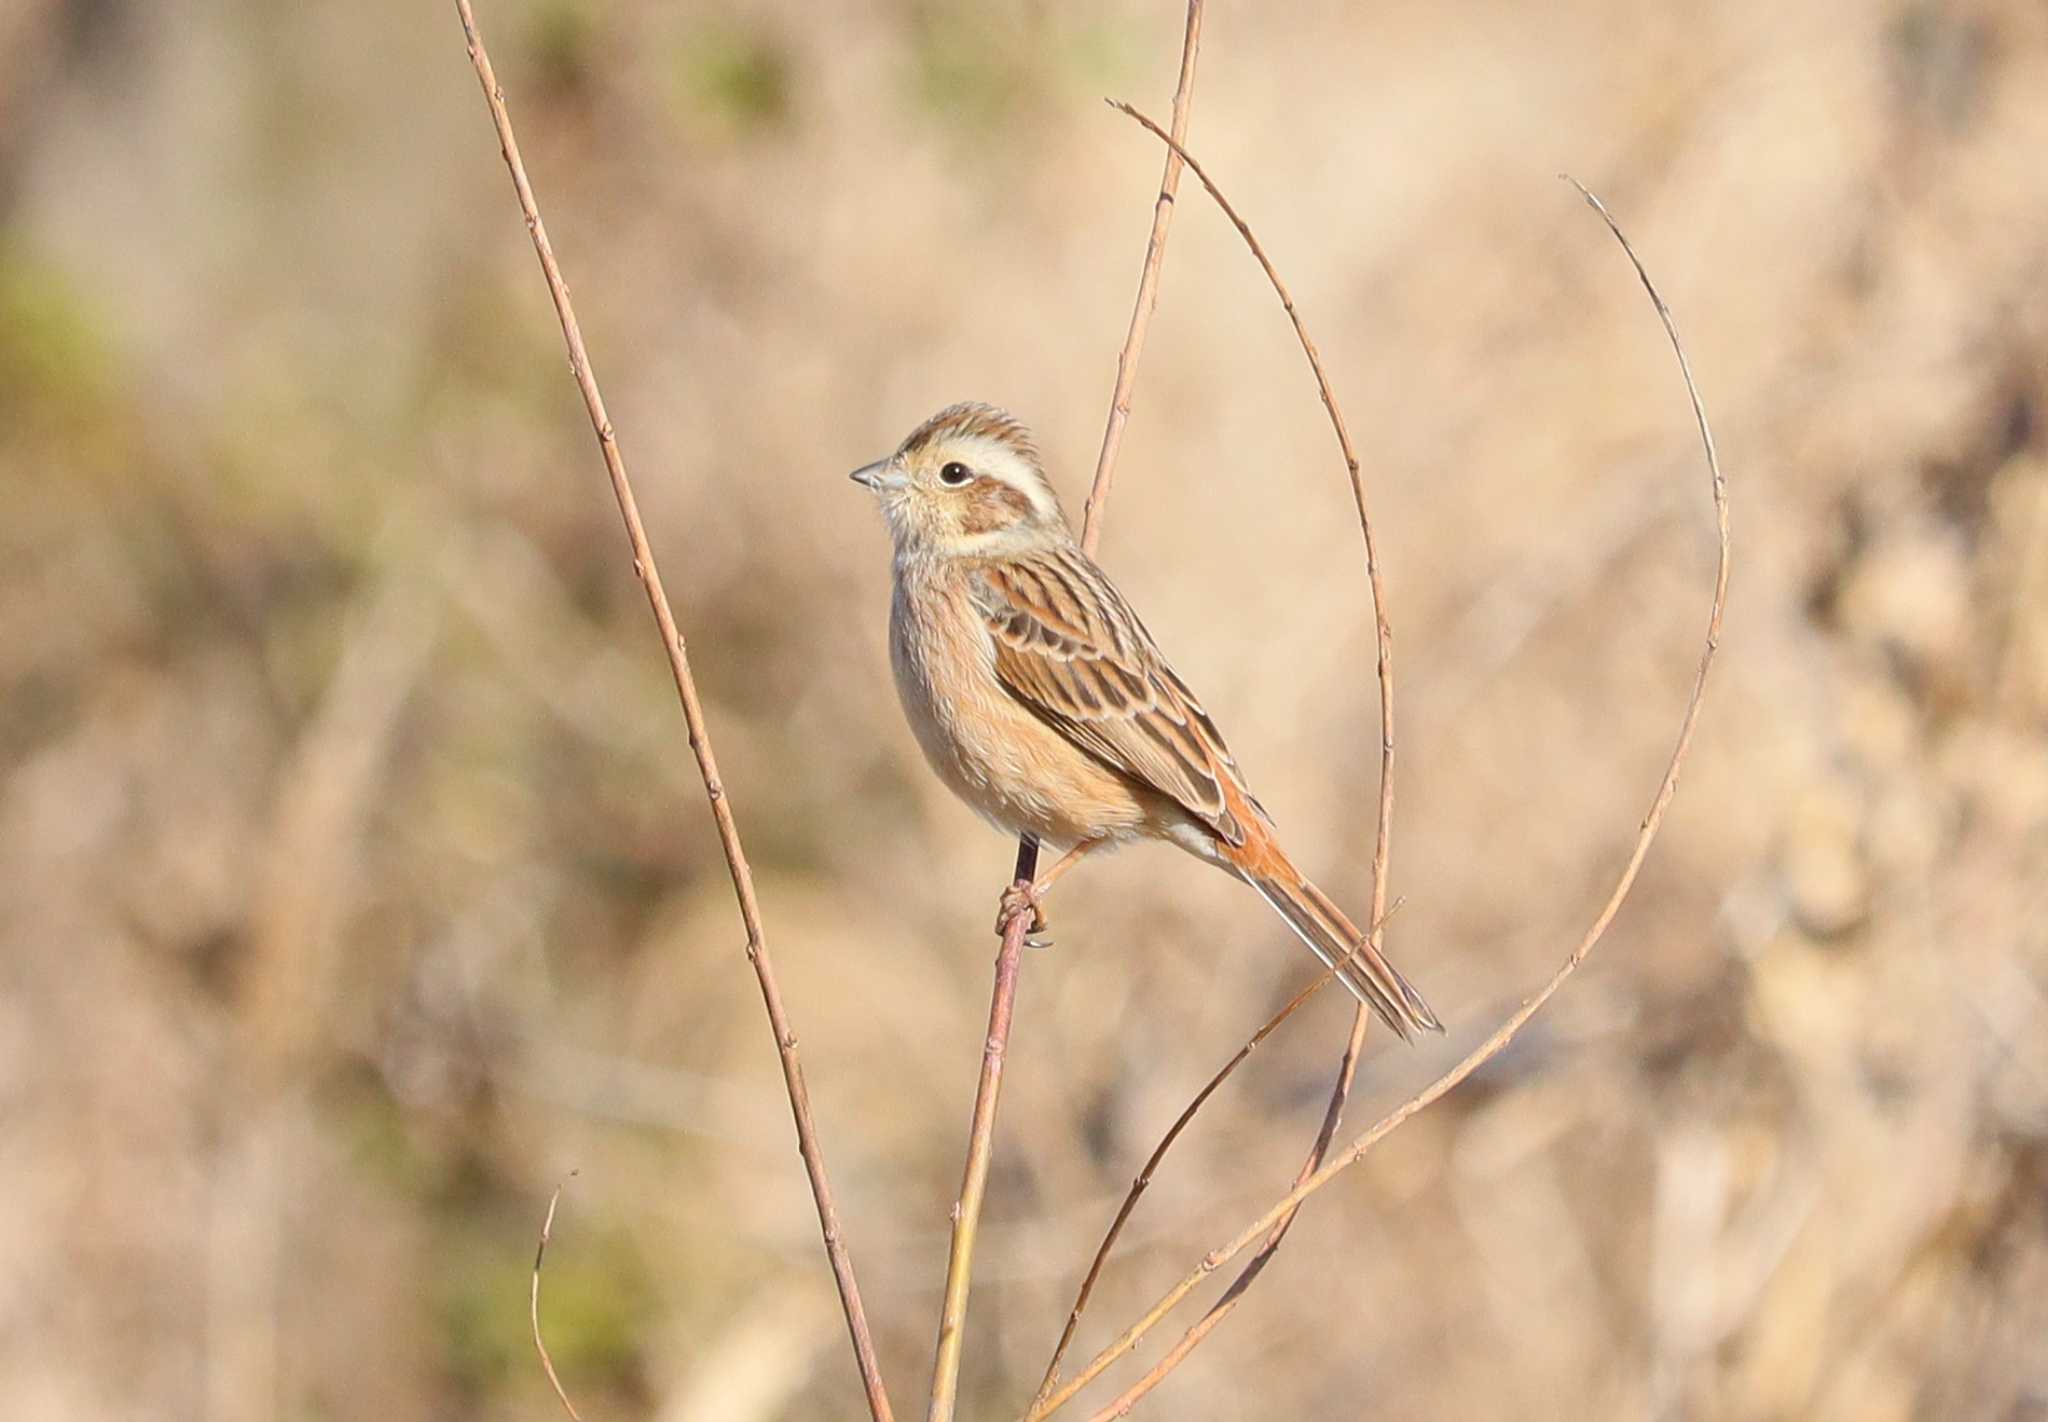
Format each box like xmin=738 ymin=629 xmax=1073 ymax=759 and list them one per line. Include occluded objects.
xmin=1033 ymin=169 xmax=1732 ymax=1419
xmin=1081 ymin=0 xmax=1206 ymax=556
xmin=531 ymin=1177 xmax=583 ymax=1422
xmin=1032 ymin=899 xmax=1404 ymax=1409
xmin=927 ymin=840 xmax=1037 ymax=1422
xmin=928 ymin=9 xmax=1206 ymax=1419
xmin=1033 ymin=99 xmax=1412 ymax=1415
xmin=1107 ymin=103 xmax=1399 ymax=965
xmin=1032 ymin=971 xmax=1333 ymax=1408
xmin=451 ymin=7 xmax=894 ymax=1419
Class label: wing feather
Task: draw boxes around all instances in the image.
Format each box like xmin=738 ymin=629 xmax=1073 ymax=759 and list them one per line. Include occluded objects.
xmin=974 ymin=548 xmax=1251 ymax=846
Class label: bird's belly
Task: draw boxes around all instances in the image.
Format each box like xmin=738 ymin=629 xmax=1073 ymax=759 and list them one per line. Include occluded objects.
xmin=890 ymin=591 xmax=1149 ymax=847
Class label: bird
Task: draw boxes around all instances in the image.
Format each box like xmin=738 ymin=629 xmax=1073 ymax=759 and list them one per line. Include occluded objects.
xmin=850 ymin=402 xmax=1442 ymax=1041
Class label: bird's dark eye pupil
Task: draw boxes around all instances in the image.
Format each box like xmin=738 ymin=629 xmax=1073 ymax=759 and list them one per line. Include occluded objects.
xmin=939 ymin=462 xmax=972 ymax=486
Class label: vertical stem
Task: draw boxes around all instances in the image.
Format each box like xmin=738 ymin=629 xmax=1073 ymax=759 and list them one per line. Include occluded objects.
xmin=928 ymin=6 xmax=1205 ymax=1418
xmin=927 ymin=838 xmax=1038 ymax=1422
xmin=1082 ymin=0 xmax=1205 ymax=557
xmin=451 ymin=6 xmax=894 ymax=1419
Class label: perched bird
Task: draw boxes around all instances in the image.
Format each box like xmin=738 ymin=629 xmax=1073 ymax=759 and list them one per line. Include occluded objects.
xmin=851 ymin=402 xmax=1442 ymax=1040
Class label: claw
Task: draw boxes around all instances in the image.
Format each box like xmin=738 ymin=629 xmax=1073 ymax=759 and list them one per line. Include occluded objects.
xmin=995 ymin=883 xmax=1049 ymax=941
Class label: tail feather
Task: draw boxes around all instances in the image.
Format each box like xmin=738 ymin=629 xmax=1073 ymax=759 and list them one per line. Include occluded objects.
xmin=1241 ymin=867 xmax=1443 ymax=1041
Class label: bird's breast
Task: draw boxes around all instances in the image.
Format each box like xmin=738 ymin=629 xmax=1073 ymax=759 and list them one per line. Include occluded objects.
xmin=887 ymin=563 xmax=1150 ymax=846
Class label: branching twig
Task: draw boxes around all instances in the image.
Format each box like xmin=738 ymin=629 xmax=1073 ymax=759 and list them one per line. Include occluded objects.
xmin=926 ymin=9 xmax=1205 ymax=1421
xmin=1033 ymin=973 xmax=1332 ymax=1407
xmin=1033 ymin=100 xmax=1412 ymax=1416
xmin=1108 ymin=104 xmax=1399 ymax=963
xmin=1031 ymin=897 xmax=1403 ymax=1409
xmin=532 ymin=1177 xmax=583 ymax=1422
xmin=1031 ymin=169 xmax=1732 ymax=1420
xmin=452 ymin=8 xmax=895 ymax=1420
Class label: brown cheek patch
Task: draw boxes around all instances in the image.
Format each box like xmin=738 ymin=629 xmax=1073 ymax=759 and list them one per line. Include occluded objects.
xmin=958 ymin=479 xmax=1035 ymax=535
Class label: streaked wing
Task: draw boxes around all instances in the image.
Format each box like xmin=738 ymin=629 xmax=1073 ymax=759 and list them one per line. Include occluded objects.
xmin=972 ymin=547 xmax=1253 ymax=846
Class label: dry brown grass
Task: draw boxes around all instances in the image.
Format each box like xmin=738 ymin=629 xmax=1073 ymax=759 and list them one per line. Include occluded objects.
xmin=4 ymin=2 xmax=2047 ymax=1419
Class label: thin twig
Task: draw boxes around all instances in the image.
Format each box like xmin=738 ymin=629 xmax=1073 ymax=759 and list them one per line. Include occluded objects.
xmin=1081 ymin=0 xmax=1205 ymax=556
xmin=1033 ymin=176 xmax=1732 ymax=1420
xmin=1108 ymin=103 xmax=1399 ymax=963
xmin=927 ymin=10 xmax=1206 ymax=1419
xmin=1034 ymin=975 xmax=1331 ymax=1407
xmin=532 ymin=1176 xmax=583 ymax=1422
xmin=1044 ymin=99 xmax=1408 ymax=1415
xmin=1030 ymin=898 xmax=1404 ymax=1409
xmin=451 ymin=8 xmax=895 ymax=1420
xmin=928 ymin=840 xmax=1037 ymax=1422
xmin=1560 ymin=177 xmax=1723 ymax=504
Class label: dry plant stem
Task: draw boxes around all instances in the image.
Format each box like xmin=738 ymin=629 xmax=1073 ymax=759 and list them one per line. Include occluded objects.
xmin=1110 ymin=103 xmax=1399 ymax=965
xmin=1033 ymin=971 xmax=1334 ymax=1403
xmin=1034 ymin=101 xmax=1409 ymax=1417
xmin=1081 ymin=0 xmax=1204 ymax=556
xmin=1034 ymin=176 xmax=1731 ymax=1421
xmin=1033 ymin=895 xmax=1409 ymax=1409
xmin=452 ymin=8 xmax=895 ymax=1420
xmin=929 ymin=11 xmax=1208 ymax=1419
xmin=1050 ymin=1013 xmax=1368 ymax=1422
xmin=532 ymin=1180 xmax=582 ymax=1422
xmin=928 ymin=840 xmax=1038 ymax=1422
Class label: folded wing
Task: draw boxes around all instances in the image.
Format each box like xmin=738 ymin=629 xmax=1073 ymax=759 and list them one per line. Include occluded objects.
xmin=973 ymin=548 xmax=1257 ymax=847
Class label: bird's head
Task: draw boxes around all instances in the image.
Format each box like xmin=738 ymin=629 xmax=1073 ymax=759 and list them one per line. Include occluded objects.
xmin=851 ymin=403 xmax=1071 ymax=558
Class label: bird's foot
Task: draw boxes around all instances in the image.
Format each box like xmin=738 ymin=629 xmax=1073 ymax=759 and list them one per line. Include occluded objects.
xmin=996 ymin=884 xmax=1051 ymax=948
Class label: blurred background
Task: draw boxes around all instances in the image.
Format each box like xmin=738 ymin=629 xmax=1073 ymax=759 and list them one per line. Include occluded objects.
xmin=4 ymin=1 xmax=2046 ymax=1418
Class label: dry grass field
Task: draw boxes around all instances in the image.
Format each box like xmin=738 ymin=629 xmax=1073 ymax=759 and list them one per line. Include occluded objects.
xmin=4 ymin=1 xmax=2046 ymax=1418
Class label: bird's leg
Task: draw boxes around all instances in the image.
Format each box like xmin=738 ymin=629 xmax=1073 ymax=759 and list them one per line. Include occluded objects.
xmin=994 ymin=838 xmax=1107 ymax=945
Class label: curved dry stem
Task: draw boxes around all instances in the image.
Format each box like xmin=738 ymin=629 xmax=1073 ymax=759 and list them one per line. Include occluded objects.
xmin=930 ymin=11 xmax=1207 ymax=1421
xmin=1032 ymin=898 xmax=1404 ymax=1409
xmin=1033 ymin=972 xmax=1332 ymax=1405
xmin=453 ymin=7 xmax=894 ymax=1419
xmin=1032 ymin=177 xmax=1732 ymax=1420
xmin=531 ymin=1177 xmax=583 ymax=1422
xmin=1108 ymin=104 xmax=1399 ymax=961
xmin=1034 ymin=100 xmax=1409 ymax=1417
xmin=1053 ymin=1006 xmax=1370 ymax=1422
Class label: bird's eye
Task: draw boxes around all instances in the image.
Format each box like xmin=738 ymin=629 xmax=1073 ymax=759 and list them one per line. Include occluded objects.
xmin=938 ymin=461 xmax=972 ymax=486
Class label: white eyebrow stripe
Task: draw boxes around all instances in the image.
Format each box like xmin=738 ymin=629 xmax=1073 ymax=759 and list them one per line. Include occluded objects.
xmin=960 ymin=437 xmax=1061 ymax=522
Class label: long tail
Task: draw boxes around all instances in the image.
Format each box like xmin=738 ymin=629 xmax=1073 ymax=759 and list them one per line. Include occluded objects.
xmin=1237 ymin=856 xmax=1443 ymax=1041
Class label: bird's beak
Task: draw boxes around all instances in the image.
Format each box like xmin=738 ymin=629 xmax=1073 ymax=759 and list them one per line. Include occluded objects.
xmin=849 ymin=457 xmax=905 ymax=492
